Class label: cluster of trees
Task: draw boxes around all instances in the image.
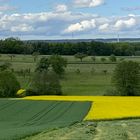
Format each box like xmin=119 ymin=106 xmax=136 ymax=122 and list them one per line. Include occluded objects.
xmin=74 ymin=53 xmax=118 ymax=62
xmin=28 ymin=55 xmax=67 ymax=96
xmin=0 ymin=38 xmax=140 ymax=56
xmin=105 ymin=61 xmax=140 ymax=96
xmin=0 ymin=71 xmax=20 ymax=97
xmin=0 ymin=55 xmax=67 ymax=97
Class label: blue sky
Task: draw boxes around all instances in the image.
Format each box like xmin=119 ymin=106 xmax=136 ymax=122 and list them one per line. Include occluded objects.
xmin=0 ymin=0 xmax=140 ymax=39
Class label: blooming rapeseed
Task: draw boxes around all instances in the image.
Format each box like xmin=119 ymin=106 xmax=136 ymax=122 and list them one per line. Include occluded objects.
xmin=17 ymin=89 xmax=26 ymax=96
xmin=23 ymin=96 xmax=140 ymax=120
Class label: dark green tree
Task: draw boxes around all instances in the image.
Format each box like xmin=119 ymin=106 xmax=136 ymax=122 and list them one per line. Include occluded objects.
xmin=0 ymin=71 xmax=20 ymax=97
xmin=100 ymin=57 xmax=106 ymax=63
xmin=0 ymin=62 xmax=12 ymax=71
xmin=74 ymin=53 xmax=87 ymax=62
xmin=49 ymin=55 xmax=67 ymax=76
xmin=109 ymin=54 xmax=117 ymax=62
xmin=31 ymin=71 xmax=62 ymax=95
xmin=91 ymin=56 xmax=96 ymax=63
xmin=112 ymin=61 xmax=140 ymax=96
xmin=32 ymin=52 xmax=40 ymax=62
xmin=8 ymin=54 xmax=15 ymax=61
xmin=35 ymin=57 xmax=50 ymax=72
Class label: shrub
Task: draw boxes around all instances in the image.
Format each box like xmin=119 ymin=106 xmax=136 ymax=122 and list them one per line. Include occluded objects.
xmin=109 ymin=54 xmax=117 ymax=62
xmin=30 ymin=71 xmax=62 ymax=95
xmin=49 ymin=55 xmax=67 ymax=76
xmin=100 ymin=57 xmax=106 ymax=62
xmin=103 ymin=70 xmax=107 ymax=74
xmin=74 ymin=53 xmax=87 ymax=62
xmin=112 ymin=61 xmax=140 ymax=96
xmin=0 ymin=71 xmax=20 ymax=97
xmin=0 ymin=62 xmax=12 ymax=71
xmin=91 ymin=56 xmax=96 ymax=62
xmin=104 ymin=88 xmax=119 ymax=96
xmin=75 ymin=69 xmax=81 ymax=74
xmin=91 ymin=67 xmax=95 ymax=74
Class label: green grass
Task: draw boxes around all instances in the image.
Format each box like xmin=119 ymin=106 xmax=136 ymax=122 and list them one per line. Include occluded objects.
xmin=0 ymin=54 xmax=139 ymax=95
xmin=62 ymin=73 xmax=111 ymax=95
xmin=23 ymin=119 xmax=140 ymax=140
xmin=0 ymin=99 xmax=91 ymax=140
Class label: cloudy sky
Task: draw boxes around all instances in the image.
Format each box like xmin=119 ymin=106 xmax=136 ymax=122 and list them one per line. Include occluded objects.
xmin=0 ymin=0 xmax=140 ymax=39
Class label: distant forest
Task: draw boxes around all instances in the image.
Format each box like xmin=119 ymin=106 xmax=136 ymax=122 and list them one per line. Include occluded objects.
xmin=0 ymin=37 xmax=140 ymax=56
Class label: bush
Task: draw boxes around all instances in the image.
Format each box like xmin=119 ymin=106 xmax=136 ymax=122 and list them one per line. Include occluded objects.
xmin=26 ymin=89 xmax=38 ymax=96
xmin=109 ymin=54 xmax=117 ymax=62
xmin=75 ymin=69 xmax=81 ymax=74
xmin=112 ymin=61 xmax=140 ymax=96
xmin=104 ymin=88 xmax=119 ymax=96
xmin=100 ymin=57 xmax=106 ymax=62
xmin=0 ymin=62 xmax=12 ymax=71
xmin=0 ymin=71 xmax=20 ymax=97
xmin=30 ymin=71 xmax=62 ymax=95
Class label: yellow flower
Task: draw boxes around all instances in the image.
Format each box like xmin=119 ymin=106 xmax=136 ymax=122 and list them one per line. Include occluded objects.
xmin=17 ymin=89 xmax=26 ymax=96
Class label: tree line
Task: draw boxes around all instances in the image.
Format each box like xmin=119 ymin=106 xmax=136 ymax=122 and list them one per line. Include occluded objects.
xmin=0 ymin=37 xmax=140 ymax=56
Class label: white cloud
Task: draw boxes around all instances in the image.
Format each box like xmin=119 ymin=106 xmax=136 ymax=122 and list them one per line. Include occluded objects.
xmin=0 ymin=9 xmax=139 ymax=38
xmin=74 ymin=0 xmax=104 ymax=7
xmin=55 ymin=4 xmax=68 ymax=12
xmin=114 ymin=18 xmax=136 ymax=30
xmin=64 ymin=19 xmax=96 ymax=33
xmin=11 ymin=24 xmax=33 ymax=32
xmin=98 ymin=23 xmax=109 ymax=31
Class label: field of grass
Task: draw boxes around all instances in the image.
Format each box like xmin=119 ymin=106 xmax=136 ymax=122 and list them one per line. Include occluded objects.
xmin=23 ymin=119 xmax=140 ymax=140
xmin=0 ymin=99 xmax=91 ymax=140
xmin=1 ymin=54 xmax=139 ymax=95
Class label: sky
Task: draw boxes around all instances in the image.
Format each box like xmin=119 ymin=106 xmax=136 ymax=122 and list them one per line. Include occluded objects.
xmin=0 ymin=0 xmax=140 ymax=40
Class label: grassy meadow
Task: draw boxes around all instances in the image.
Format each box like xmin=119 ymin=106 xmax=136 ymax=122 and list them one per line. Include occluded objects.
xmin=0 ymin=54 xmax=140 ymax=95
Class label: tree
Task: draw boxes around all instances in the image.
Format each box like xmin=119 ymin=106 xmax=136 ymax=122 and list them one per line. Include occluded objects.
xmin=32 ymin=52 xmax=40 ymax=62
xmin=91 ymin=56 xmax=96 ymax=63
xmin=0 ymin=71 xmax=20 ymax=97
xmin=49 ymin=55 xmax=67 ymax=76
xmin=0 ymin=62 xmax=12 ymax=71
xmin=112 ymin=61 xmax=140 ymax=96
xmin=8 ymin=54 xmax=15 ymax=61
xmin=100 ymin=57 xmax=106 ymax=63
xmin=74 ymin=53 xmax=87 ymax=62
xmin=109 ymin=54 xmax=117 ymax=62
xmin=31 ymin=71 xmax=62 ymax=95
xmin=35 ymin=57 xmax=50 ymax=72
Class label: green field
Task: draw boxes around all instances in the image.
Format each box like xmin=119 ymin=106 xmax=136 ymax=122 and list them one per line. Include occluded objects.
xmin=0 ymin=99 xmax=91 ymax=140
xmin=0 ymin=54 xmax=140 ymax=139
xmin=24 ymin=119 xmax=140 ymax=140
xmin=1 ymin=54 xmax=140 ymax=96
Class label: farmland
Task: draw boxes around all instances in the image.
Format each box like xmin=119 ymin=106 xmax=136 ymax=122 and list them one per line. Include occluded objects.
xmin=0 ymin=54 xmax=140 ymax=96
xmin=0 ymin=54 xmax=140 ymax=139
xmin=0 ymin=99 xmax=91 ymax=140
xmin=24 ymin=96 xmax=140 ymax=120
xmin=1 ymin=96 xmax=140 ymax=140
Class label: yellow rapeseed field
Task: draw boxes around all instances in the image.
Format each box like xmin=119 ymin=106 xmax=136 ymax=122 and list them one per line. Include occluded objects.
xmin=24 ymin=96 xmax=140 ymax=120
